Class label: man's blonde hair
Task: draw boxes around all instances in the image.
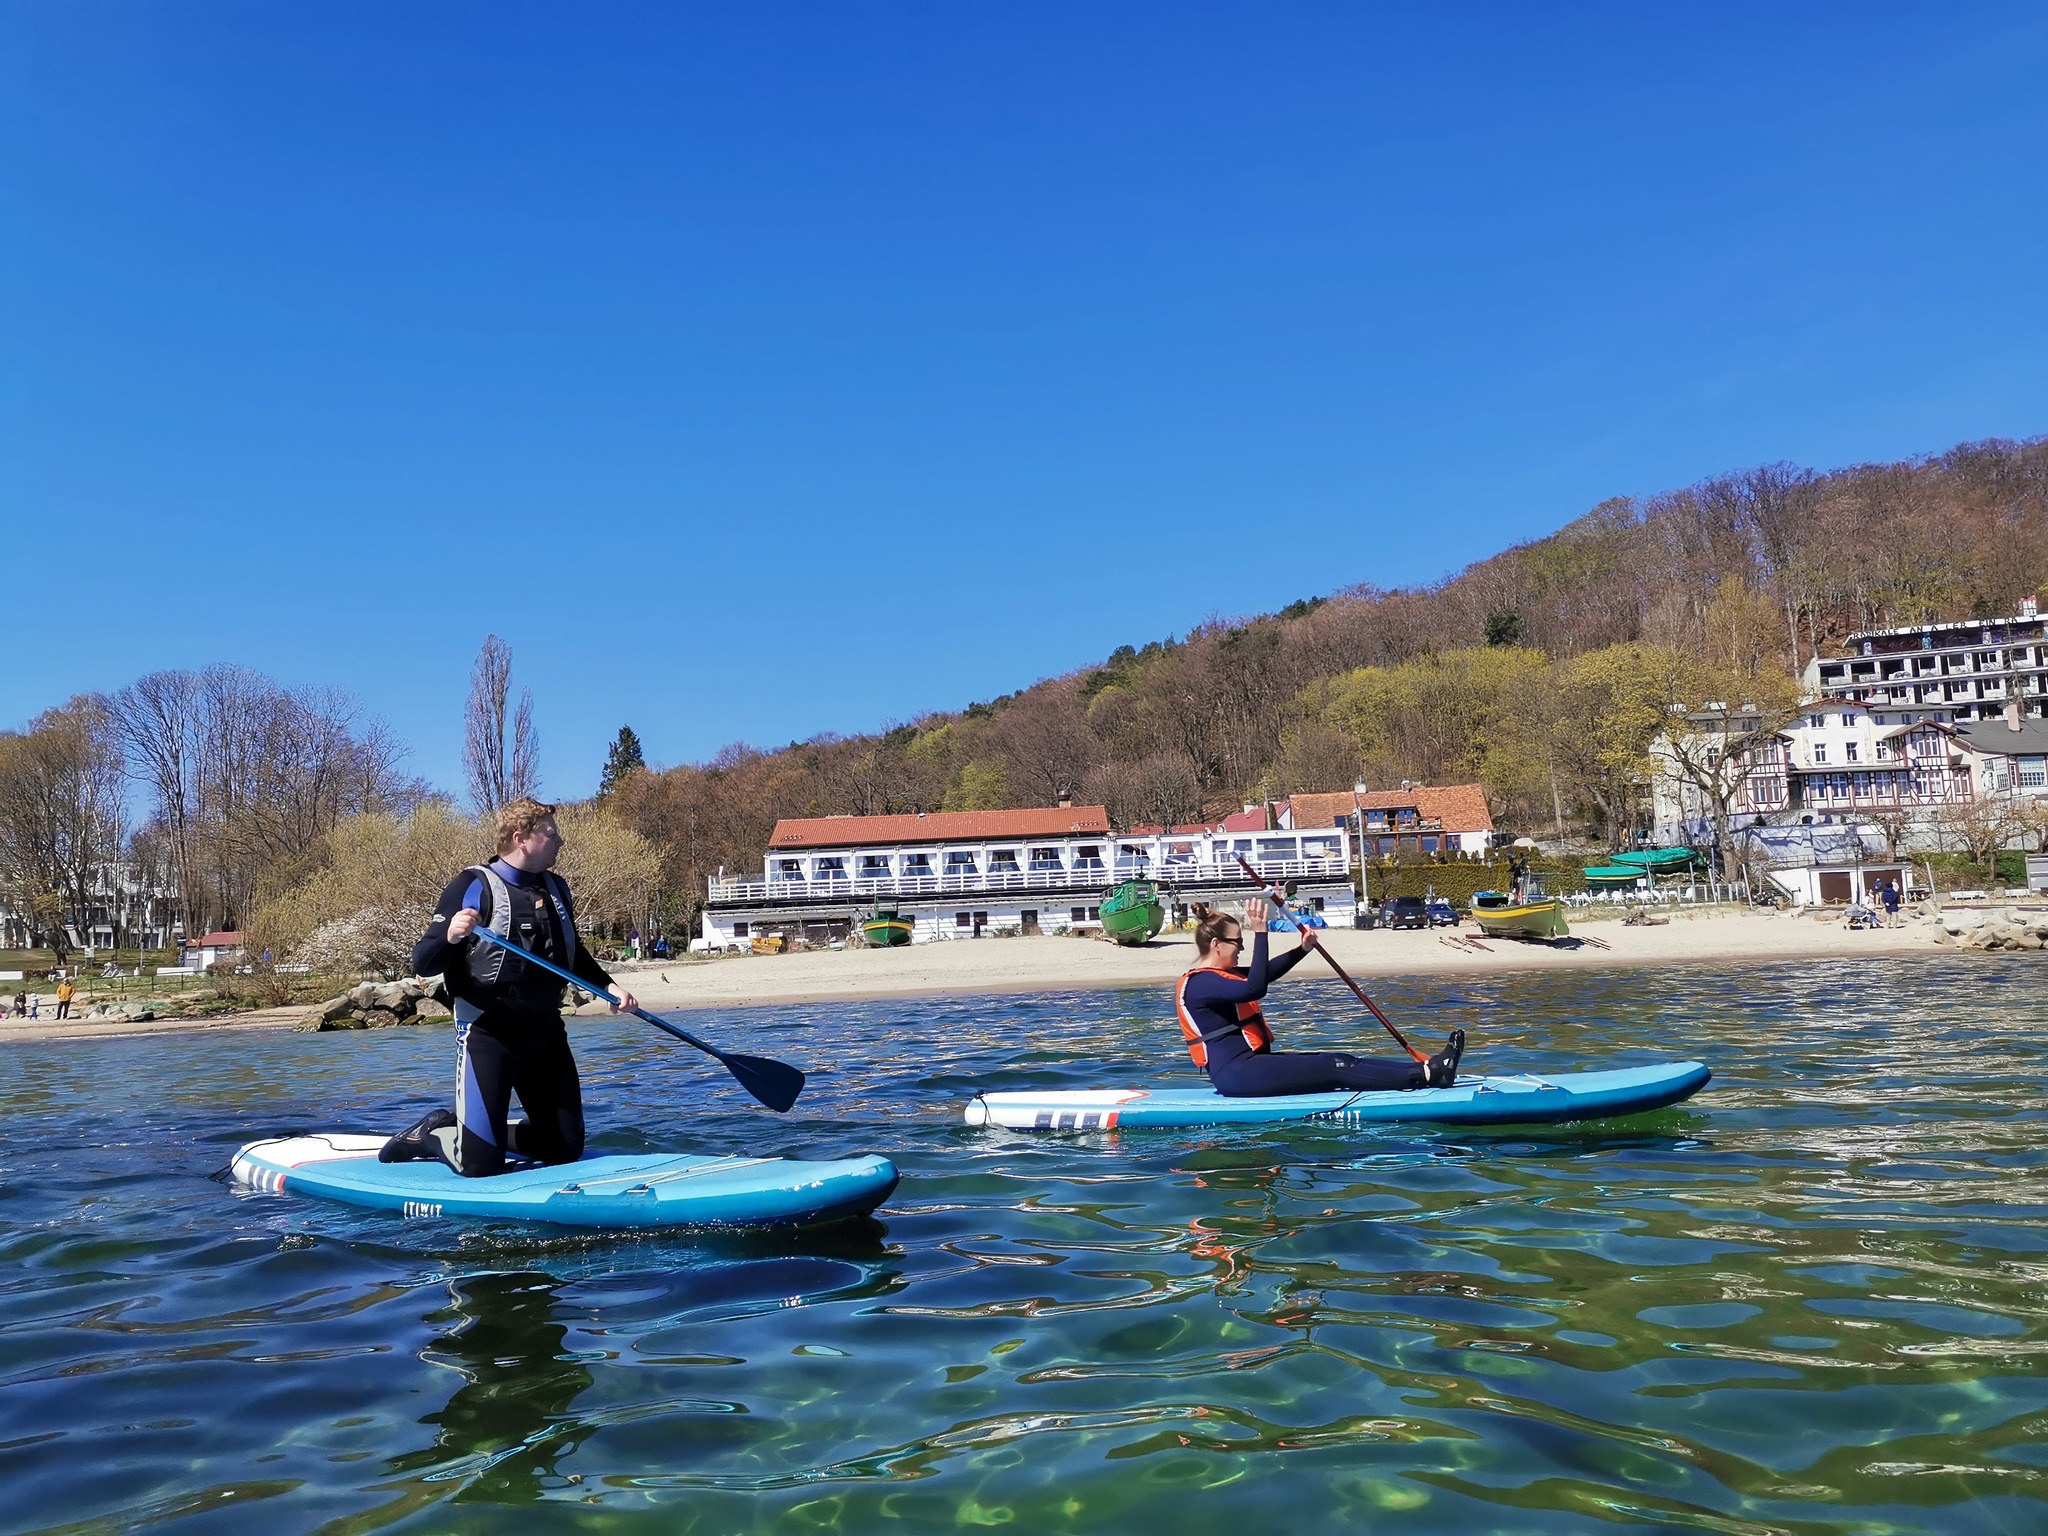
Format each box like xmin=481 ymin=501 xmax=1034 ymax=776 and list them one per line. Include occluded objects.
xmin=495 ymin=796 xmax=558 ymax=853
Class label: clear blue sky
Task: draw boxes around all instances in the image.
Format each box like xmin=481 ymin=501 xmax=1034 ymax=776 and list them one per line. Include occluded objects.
xmin=6 ymin=4 xmax=2045 ymax=800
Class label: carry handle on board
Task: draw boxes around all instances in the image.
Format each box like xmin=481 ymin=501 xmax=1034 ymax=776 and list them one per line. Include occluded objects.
xmin=1233 ymin=854 xmax=1426 ymax=1063
xmin=469 ymin=926 xmax=807 ymax=1113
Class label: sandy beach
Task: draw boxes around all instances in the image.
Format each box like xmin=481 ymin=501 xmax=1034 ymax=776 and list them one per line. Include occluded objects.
xmin=1 ymin=905 xmax=1956 ymax=1045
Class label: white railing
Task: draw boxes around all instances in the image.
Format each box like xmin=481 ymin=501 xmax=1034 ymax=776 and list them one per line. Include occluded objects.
xmin=707 ymin=856 xmax=1352 ymax=904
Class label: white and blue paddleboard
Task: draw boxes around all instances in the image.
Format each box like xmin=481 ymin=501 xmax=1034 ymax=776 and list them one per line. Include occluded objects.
xmin=231 ymin=1135 xmax=899 ymax=1230
xmin=963 ymin=1061 xmax=1710 ymax=1132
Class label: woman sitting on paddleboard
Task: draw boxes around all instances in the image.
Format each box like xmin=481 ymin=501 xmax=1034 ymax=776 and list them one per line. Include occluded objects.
xmin=1177 ymin=899 xmax=1462 ymax=1096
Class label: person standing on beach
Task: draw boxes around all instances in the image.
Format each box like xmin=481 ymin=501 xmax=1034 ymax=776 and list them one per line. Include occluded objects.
xmin=381 ymin=797 xmax=637 ymax=1177
xmin=1880 ymin=880 xmax=1902 ymax=926
xmin=54 ymin=978 xmax=74 ymax=1020
xmin=1176 ymin=898 xmax=1463 ymax=1096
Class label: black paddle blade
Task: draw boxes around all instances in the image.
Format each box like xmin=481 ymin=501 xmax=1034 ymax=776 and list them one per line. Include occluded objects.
xmin=719 ymin=1051 xmax=807 ymax=1113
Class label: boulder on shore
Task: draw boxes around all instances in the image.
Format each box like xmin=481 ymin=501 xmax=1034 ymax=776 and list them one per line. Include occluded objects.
xmin=300 ymin=976 xmax=451 ymax=1031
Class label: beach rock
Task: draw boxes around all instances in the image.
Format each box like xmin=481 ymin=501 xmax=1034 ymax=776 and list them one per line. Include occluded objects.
xmin=573 ymin=999 xmax=612 ymax=1016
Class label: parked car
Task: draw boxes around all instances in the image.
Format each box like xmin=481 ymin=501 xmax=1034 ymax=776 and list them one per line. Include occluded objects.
xmin=1379 ymin=896 xmax=1429 ymax=930
xmin=1424 ymin=897 xmax=1459 ymax=927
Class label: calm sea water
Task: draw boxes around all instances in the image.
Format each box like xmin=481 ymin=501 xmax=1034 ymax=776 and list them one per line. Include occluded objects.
xmin=4 ymin=956 xmax=2046 ymax=1534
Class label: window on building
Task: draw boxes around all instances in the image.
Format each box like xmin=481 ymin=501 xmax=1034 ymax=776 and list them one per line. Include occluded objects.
xmin=733 ymin=922 xmax=749 ymax=938
xmin=1420 ymin=835 xmax=1439 ymax=853
xmin=1075 ymin=846 xmax=1102 ymax=863
xmin=1813 ymin=744 xmax=1827 ymax=764
xmin=1875 ymin=740 xmax=1891 ymax=760
xmin=989 ymin=849 xmax=1020 ymax=872
xmin=777 ymin=860 xmax=804 ymax=879
xmin=1365 ymin=810 xmax=1388 ymax=828
xmin=1845 ymin=742 xmax=1859 ymax=763
xmin=815 ymin=858 xmax=846 ymax=880
xmin=1070 ymin=907 xmax=1086 ymax=922
xmin=1028 ymin=847 xmax=1062 ymax=868
xmin=1841 ymin=714 xmax=1855 ymax=728
xmin=2023 ymin=757 xmax=2047 ymax=790
xmin=1809 ymin=714 xmax=1824 ymax=729
xmin=944 ymin=851 xmax=978 ymax=873
xmin=956 ymin=912 xmax=972 ymax=928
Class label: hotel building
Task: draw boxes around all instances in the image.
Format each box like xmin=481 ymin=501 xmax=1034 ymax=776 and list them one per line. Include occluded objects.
xmin=697 ymin=804 xmax=1359 ymax=949
xmin=1802 ymin=601 xmax=2047 ymax=725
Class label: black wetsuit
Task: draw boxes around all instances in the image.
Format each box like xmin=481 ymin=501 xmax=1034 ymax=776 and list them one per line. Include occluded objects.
xmin=1179 ymin=933 xmax=1424 ymax=1097
xmin=411 ymin=859 xmax=616 ymax=1177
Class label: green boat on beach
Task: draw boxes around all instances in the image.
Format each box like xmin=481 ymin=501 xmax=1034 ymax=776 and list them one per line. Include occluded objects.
xmin=1098 ymin=879 xmax=1165 ymax=946
xmin=859 ymin=908 xmax=914 ymax=947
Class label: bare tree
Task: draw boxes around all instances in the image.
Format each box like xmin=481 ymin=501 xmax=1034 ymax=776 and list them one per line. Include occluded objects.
xmin=1654 ymin=659 xmax=1803 ymax=881
xmin=107 ymin=669 xmax=201 ymax=936
xmin=0 ymin=697 xmax=125 ymax=958
xmin=463 ymin=635 xmax=540 ymax=814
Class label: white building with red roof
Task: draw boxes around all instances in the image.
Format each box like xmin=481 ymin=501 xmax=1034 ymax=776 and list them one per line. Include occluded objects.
xmin=699 ymin=804 xmax=1359 ymax=948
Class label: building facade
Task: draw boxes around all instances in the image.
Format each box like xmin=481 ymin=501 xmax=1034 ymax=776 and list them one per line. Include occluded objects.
xmin=1281 ymin=785 xmax=1495 ymax=859
xmin=1802 ymin=601 xmax=2047 ymax=725
xmin=698 ymin=805 xmax=1359 ymax=948
xmin=0 ymin=860 xmax=179 ymax=953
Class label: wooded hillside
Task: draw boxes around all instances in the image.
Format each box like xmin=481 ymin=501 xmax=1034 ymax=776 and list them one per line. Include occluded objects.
xmin=615 ymin=436 xmax=2048 ymax=918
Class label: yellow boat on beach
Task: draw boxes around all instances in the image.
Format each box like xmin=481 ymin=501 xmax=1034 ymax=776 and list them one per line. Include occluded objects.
xmin=1471 ymin=872 xmax=1571 ymax=941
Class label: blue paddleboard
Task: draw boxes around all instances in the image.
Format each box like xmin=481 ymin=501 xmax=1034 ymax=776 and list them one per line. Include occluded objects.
xmin=232 ymin=1135 xmax=899 ymax=1230
xmin=963 ymin=1060 xmax=1710 ymax=1131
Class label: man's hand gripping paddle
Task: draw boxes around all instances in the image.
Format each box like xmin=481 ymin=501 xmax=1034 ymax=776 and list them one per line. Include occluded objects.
xmin=1233 ymin=854 xmax=1427 ymax=1064
xmin=469 ymin=926 xmax=807 ymax=1112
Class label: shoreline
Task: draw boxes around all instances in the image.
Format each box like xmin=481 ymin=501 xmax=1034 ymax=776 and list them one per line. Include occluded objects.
xmin=0 ymin=906 xmax=1956 ymax=1044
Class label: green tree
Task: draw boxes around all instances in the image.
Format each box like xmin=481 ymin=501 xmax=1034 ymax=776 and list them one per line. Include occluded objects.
xmin=598 ymin=725 xmax=648 ymax=798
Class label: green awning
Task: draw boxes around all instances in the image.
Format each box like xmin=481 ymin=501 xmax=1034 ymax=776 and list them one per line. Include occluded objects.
xmin=1612 ymin=848 xmax=1701 ymax=870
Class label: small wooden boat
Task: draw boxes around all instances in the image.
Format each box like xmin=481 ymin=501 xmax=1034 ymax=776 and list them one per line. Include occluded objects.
xmin=1098 ymin=879 xmax=1165 ymax=946
xmin=1471 ymin=872 xmax=1570 ymax=941
xmin=859 ymin=908 xmax=914 ymax=948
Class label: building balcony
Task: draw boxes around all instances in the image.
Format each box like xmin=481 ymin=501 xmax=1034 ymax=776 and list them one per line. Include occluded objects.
xmin=708 ymin=855 xmax=1353 ymax=906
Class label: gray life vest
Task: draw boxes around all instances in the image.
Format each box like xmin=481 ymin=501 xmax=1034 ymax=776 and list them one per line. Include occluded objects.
xmin=454 ymin=863 xmax=581 ymax=1025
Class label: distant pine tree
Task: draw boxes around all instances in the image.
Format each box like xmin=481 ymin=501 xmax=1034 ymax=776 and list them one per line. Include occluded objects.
xmin=598 ymin=725 xmax=647 ymax=797
xmin=1484 ymin=607 xmax=1525 ymax=647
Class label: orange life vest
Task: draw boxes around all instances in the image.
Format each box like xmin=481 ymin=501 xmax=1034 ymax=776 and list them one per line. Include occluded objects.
xmin=1175 ymin=964 xmax=1273 ymax=1068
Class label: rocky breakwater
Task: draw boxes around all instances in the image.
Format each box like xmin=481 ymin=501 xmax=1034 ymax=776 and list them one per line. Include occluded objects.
xmin=300 ymin=978 xmax=454 ymax=1031
xmin=1929 ymin=905 xmax=2048 ymax=952
xmin=72 ymin=1000 xmax=158 ymax=1023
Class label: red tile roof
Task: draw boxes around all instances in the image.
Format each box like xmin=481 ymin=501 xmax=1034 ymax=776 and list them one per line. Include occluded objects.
xmin=186 ymin=931 xmax=246 ymax=948
xmin=1219 ymin=808 xmax=1271 ymax=832
xmin=768 ymin=806 xmax=1113 ymax=850
xmin=1286 ymin=785 xmax=1494 ymax=835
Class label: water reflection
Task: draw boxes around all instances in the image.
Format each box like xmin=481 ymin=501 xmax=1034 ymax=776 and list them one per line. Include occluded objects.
xmin=385 ymin=1271 xmax=592 ymax=1503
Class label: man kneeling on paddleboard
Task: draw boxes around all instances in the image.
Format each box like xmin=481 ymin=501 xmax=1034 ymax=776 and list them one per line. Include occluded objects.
xmin=1177 ymin=899 xmax=1461 ymax=1096
xmin=381 ymin=796 xmax=638 ymax=1176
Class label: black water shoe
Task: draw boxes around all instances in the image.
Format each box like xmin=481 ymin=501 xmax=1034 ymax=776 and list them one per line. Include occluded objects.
xmin=1425 ymin=1030 xmax=1466 ymax=1088
xmin=378 ymin=1107 xmax=456 ymax=1163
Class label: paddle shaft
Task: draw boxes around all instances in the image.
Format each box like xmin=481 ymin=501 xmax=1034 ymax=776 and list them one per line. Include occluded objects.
xmin=468 ymin=925 xmax=726 ymax=1058
xmin=1233 ymin=855 xmax=1426 ymax=1062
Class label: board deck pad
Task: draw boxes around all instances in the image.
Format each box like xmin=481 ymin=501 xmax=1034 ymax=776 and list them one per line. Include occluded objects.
xmin=963 ymin=1061 xmax=1710 ymax=1131
xmin=232 ymin=1135 xmax=899 ymax=1230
